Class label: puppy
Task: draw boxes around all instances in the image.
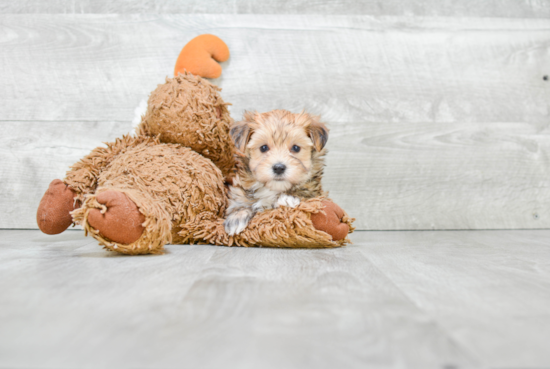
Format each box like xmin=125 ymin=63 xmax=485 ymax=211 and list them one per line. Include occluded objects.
xmin=224 ymin=109 xmax=328 ymax=236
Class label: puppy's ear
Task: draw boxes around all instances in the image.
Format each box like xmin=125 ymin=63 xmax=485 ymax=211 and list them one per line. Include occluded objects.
xmin=308 ymin=120 xmax=329 ymax=151
xmin=230 ymin=118 xmax=254 ymax=152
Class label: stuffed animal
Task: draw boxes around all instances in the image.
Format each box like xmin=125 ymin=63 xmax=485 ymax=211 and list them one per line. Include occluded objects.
xmin=36 ymin=35 xmax=354 ymax=255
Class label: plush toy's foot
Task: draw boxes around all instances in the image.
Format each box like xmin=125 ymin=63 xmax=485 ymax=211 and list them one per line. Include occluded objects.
xmin=87 ymin=191 xmax=145 ymax=245
xmin=37 ymin=179 xmax=79 ymax=234
xmin=310 ymin=201 xmax=350 ymax=241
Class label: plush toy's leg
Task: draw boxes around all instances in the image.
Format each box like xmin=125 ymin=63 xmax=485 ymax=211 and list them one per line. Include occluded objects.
xmin=36 ymin=179 xmax=80 ymax=234
xmin=179 ymin=197 xmax=355 ymax=248
xmin=71 ymin=189 xmax=172 ymax=255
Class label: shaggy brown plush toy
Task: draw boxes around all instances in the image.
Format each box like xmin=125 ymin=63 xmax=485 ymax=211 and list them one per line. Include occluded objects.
xmin=36 ymin=37 xmax=354 ymax=255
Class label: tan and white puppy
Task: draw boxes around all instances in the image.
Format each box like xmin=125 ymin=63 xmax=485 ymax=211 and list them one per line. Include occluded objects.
xmin=224 ymin=109 xmax=328 ymax=235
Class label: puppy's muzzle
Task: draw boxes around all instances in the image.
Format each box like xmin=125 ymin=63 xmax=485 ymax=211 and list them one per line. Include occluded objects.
xmin=272 ymin=163 xmax=286 ymax=175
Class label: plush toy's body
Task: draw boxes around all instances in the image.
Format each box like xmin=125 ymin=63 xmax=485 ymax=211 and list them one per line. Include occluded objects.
xmin=39 ymin=74 xmax=232 ymax=254
xmin=36 ymin=38 xmax=354 ymax=255
xmin=70 ymin=137 xmax=228 ymax=254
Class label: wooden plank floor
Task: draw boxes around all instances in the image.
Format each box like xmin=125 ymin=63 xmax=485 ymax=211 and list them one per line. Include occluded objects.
xmin=1 ymin=230 xmax=549 ymax=368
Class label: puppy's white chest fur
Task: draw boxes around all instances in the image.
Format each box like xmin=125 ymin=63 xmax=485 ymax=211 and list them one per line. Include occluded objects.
xmin=250 ymin=184 xmax=300 ymax=212
xmin=223 ymin=182 xmax=301 ymax=236
xmin=277 ymin=194 xmax=301 ymax=208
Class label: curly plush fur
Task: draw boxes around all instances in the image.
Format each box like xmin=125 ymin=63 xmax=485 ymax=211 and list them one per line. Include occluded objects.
xmin=138 ymin=73 xmax=235 ymax=177
xmin=70 ymin=139 xmax=227 ymax=254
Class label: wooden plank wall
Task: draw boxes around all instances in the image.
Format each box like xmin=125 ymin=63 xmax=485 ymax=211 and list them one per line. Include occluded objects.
xmin=2 ymin=0 xmax=550 ymax=17
xmin=1 ymin=2 xmax=549 ymax=230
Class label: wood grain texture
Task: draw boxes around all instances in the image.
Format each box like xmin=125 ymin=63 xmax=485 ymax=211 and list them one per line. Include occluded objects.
xmin=3 ymin=120 xmax=549 ymax=230
xmin=1 ymin=0 xmax=550 ymax=18
xmin=355 ymin=230 xmax=550 ymax=368
xmin=3 ymin=229 xmax=550 ymax=368
xmin=0 ymin=15 xmax=548 ymax=123
xmin=325 ymin=120 xmax=550 ymax=230
xmin=2 ymin=14 xmax=550 ymax=230
xmin=0 ymin=230 xmax=478 ymax=369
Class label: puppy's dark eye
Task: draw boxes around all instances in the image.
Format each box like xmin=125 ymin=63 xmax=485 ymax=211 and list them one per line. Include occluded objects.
xmin=260 ymin=145 xmax=269 ymax=153
xmin=291 ymin=145 xmax=301 ymax=153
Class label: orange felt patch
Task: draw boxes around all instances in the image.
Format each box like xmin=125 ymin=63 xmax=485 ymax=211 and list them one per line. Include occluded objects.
xmin=174 ymin=34 xmax=230 ymax=79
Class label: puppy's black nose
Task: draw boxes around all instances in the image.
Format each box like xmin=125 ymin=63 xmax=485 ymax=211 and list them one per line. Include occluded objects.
xmin=272 ymin=163 xmax=286 ymax=175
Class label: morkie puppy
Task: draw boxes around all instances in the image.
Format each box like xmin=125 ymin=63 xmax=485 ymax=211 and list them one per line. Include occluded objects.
xmin=224 ymin=109 xmax=329 ymax=235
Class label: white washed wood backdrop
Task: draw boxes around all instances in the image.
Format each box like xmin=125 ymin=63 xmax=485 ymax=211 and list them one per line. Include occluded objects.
xmin=1 ymin=1 xmax=550 ymax=230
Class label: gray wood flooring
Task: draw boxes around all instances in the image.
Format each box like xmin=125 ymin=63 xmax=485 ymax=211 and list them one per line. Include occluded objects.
xmin=1 ymin=229 xmax=549 ymax=368
xmin=1 ymin=12 xmax=549 ymax=230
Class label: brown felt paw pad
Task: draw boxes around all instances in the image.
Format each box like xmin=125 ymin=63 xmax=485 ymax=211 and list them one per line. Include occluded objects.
xmin=87 ymin=191 xmax=145 ymax=245
xmin=37 ymin=179 xmax=78 ymax=235
xmin=310 ymin=201 xmax=350 ymax=241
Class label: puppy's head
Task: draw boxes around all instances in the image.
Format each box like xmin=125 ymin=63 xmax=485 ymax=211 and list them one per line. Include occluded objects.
xmin=230 ymin=110 xmax=328 ymax=192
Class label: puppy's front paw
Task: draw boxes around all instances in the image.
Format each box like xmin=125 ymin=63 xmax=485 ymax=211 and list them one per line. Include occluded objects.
xmin=277 ymin=194 xmax=300 ymax=208
xmin=224 ymin=208 xmax=254 ymax=236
